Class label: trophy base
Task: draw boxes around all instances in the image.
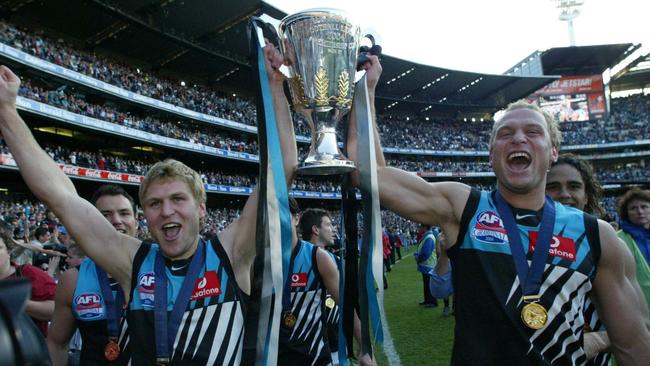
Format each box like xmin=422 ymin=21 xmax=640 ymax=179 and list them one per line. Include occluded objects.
xmin=297 ymin=160 xmax=356 ymax=175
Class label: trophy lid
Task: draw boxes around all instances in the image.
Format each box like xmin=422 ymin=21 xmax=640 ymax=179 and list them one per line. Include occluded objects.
xmin=279 ymin=8 xmax=356 ymax=31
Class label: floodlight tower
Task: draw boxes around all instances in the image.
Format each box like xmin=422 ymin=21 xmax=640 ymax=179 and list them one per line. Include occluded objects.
xmin=555 ymin=0 xmax=584 ymax=46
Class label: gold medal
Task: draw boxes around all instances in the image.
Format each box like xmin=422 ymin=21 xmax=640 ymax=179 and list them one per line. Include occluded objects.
xmin=104 ymin=339 xmax=121 ymax=361
xmin=325 ymin=297 xmax=335 ymax=309
xmin=521 ymin=302 xmax=548 ymax=330
xmin=283 ymin=312 xmax=297 ymax=328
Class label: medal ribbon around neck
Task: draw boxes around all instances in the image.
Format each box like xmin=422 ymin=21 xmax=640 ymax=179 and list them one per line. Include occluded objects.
xmin=154 ymin=240 xmax=206 ymax=362
xmin=494 ymin=192 xmax=555 ymax=322
xmin=282 ymin=241 xmax=302 ymax=328
xmin=96 ymin=265 xmax=124 ymax=360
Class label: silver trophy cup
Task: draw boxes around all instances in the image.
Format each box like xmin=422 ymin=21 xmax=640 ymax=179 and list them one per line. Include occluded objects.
xmin=279 ymin=9 xmax=363 ymax=175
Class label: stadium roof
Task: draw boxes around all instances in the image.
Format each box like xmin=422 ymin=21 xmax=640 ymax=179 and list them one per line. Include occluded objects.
xmin=610 ymin=52 xmax=650 ymax=92
xmin=374 ymin=55 xmax=556 ymax=117
xmin=3 ymin=0 xmax=285 ymax=93
xmin=4 ymin=0 xmax=556 ymax=116
xmin=539 ymin=43 xmax=640 ymax=76
xmin=506 ymin=43 xmax=640 ymax=77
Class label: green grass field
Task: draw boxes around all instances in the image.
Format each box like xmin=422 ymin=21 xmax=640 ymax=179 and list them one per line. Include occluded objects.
xmin=374 ymin=252 xmax=455 ymax=366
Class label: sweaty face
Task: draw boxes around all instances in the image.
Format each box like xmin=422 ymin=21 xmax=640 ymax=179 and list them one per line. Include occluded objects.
xmin=317 ymin=216 xmax=336 ymax=247
xmin=490 ymin=108 xmax=558 ymax=195
xmin=546 ymin=163 xmax=587 ymax=211
xmin=95 ymin=194 xmax=138 ymax=237
xmin=627 ymin=198 xmax=650 ymax=229
xmin=142 ymin=179 xmax=206 ymax=260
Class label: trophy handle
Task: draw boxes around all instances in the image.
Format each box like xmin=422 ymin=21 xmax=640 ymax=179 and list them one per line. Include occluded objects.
xmin=249 ymin=17 xmax=293 ymax=79
xmin=356 ymin=33 xmax=382 ymax=71
xmin=250 ymin=17 xmax=281 ymax=48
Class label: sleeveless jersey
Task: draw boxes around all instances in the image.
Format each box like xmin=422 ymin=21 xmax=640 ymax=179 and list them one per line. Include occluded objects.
xmin=127 ymin=237 xmax=245 ymax=365
xmin=323 ymin=251 xmax=340 ymax=364
xmin=279 ymin=240 xmax=333 ymax=366
xmin=448 ymin=189 xmax=601 ymax=365
xmin=72 ymin=259 xmax=130 ymax=365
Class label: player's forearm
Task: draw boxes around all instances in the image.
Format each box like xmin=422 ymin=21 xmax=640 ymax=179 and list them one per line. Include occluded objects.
xmin=605 ymin=323 xmax=650 ymax=366
xmin=367 ymin=90 xmax=385 ymax=168
xmin=435 ymin=259 xmax=449 ymax=275
xmin=46 ymin=338 xmax=70 ymax=366
xmin=24 ymin=299 xmax=55 ymax=320
xmin=270 ymin=82 xmax=297 ymax=185
xmin=0 ymin=108 xmax=78 ymax=208
xmin=613 ymin=338 xmax=650 ymax=365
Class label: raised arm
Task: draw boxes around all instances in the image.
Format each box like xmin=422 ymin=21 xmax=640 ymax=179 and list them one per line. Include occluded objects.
xmin=10 ymin=237 xmax=66 ymax=257
xmin=0 ymin=65 xmax=138 ymax=291
xmin=345 ymin=56 xmax=469 ymax=244
xmin=219 ymin=42 xmax=297 ymax=294
xmin=591 ymin=220 xmax=650 ymax=364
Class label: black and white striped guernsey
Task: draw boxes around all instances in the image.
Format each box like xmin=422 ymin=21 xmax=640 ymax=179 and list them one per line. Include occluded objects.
xmin=127 ymin=237 xmax=246 ymax=365
xmin=448 ymin=189 xmax=601 ymax=365
xmin=278 ymin=240 xmax=334 ymax=366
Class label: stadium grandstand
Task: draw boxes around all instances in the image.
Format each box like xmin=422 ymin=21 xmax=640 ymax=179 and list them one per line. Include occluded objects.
xmin=0 ymin=0 xmax=649 ymax=233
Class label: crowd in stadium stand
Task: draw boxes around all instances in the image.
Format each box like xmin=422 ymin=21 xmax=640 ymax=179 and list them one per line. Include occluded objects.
xmin=0 ymin=197 xmax=422 ymax=247
xmin=596 ymin=163 xmax=649 ymax=182
xmin=17 ymin=74 xmax=650 ymax=157
xmin=42 ymin=144 xmax=152 ymax=175
xmin=0 ymin=140 xmax=345 ymax=192
xmin=18 ymin=79 xmax=260 ymax=155
xmin=0 ymin=21 xmax=259 ymax=126
xmin=378 ymin=117 xmax=492 ymax=150
xmin=0 ymin=197 xmax=245 ymax=242
xmin=1 ymin=139 xmax=645 ymax=194
xmin=0 ymin=19 xmax=647 ymax=228
xmin=387 ymin=158 xmax=493 ymax=173
xmin=5 ymin=20 xmax=650 ymax=153
xmin=561 ymin=94 xmax=650 ymax=144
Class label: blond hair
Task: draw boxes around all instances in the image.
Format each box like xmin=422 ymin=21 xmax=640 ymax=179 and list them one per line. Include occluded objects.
xmin=489 ymin=100 xmax=563 ymax=150
xmin=139 ymin=159 xmax=206 ymax=205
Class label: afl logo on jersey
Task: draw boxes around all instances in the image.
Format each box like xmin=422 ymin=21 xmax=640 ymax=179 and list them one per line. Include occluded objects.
xmin=137 ymin=272 xmax=155 ymax=307
xmin=472 ymin=210 xmax=508 ymax=244
xmin=74 ymin=292 xmax=104 ymax=320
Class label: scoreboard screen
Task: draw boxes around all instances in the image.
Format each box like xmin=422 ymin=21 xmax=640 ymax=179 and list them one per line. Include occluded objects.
xmin=528 ymin=75 xmax=607 ymax=121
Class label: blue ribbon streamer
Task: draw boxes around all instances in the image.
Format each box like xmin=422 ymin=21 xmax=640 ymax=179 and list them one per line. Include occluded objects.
xmin=253 ymin=26 xmax=292 ymax=366
xmin=354 ymin=74 xmax=384 ymax=356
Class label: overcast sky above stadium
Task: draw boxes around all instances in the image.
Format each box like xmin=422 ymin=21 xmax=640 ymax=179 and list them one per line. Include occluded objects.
xmin=268 ymin=0 xmax=649 ymax=75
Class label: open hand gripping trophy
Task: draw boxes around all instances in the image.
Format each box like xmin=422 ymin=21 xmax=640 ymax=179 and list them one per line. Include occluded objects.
xmin=279 ymin=9 xmax=365 ymax=175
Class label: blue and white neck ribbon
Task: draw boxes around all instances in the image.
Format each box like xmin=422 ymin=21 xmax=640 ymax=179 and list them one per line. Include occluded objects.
xmin=245 ymin=18 xmax=292 ymax=366
xmin=354 ymin=74 xmax=384 ymax=356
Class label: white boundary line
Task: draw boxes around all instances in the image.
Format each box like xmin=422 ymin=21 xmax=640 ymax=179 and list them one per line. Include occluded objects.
xmin=380 ymin=297 xmax=402 ymax=366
